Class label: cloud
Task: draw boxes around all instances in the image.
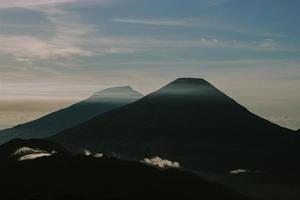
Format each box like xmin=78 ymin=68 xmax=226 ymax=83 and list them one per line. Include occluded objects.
xmin=0 ymin=4 xmax=96 ymax=61
xmin=0 ymin=0 xmax=123 ymax=9
xmin=18 ymin=152 xmax=53 ymax=161
xmin=13 ymin=146 xmax=55 ymax=161
xmin=104 ymin=47 xmax=137 ymax=54
xmin=94 ymin=153 xmax=104 ymax=158
xmin=82 ymin=149 xmax=103 ymax=158
xmin=13 ymin=146 xmax=43 ymax=155
xmin=111 ymin=18 xmax=205 ymax=27
xmin=83 ymin=149 xmax=92 ymax=156
xmin=208 ymin=0 xmax=233 ymax=6
xmin=260 ymin=39 xmax=276 ymax=48
xmin=0 ymin=5 xmax=141 ymax=61
xmin=0 ymin=0 xmax=79 ymax=8
xmin=229 ymin=169 xmax=263 ymax=174
xmin=0 ymin=35 xmax=94 ymax=60
xmin=142 ymin=156 xmax=180 ymax=169
xmin=229 ymin=169 xmax=249 ymax=174
xmin=111 ymin=18 xmax=286 ymax=39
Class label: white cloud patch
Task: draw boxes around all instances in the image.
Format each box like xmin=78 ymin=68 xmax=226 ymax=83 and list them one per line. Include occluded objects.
xmin=13 ymin=146 xmax=43 ymax=155
xmin=229 ymin=169 xmax=263 ymax=175
xmin=82 ymin=149 xmax=103 ymax=158
xmin=229 ymin=169 xmax=249 ymax=174
xmin=94 ymin=153 xmax=104 ymax=158
xmin=13 ymin=146 xmax=55 ymax=161
xmin=83 ymin=149 xmax=92 ymax=156
xmin=18 ymin=152 xmax=53 ymax=161
xmin=142 ymin=156 xmax=180 ymax=169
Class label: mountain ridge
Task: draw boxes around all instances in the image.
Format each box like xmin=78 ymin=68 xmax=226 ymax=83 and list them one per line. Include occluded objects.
xmin=50 ymin=78 xmax=298 ymax=173
xmin=0 ymin=86 xmax=143 ymax=144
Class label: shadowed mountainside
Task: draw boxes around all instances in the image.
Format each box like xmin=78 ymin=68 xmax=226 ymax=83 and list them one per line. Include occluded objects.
xmin=0 ymin=86 xmax=142 ymax=144
xmin=51 ymin=78 xmax=299 ymax=173
xmin=0 ymin=139 xmax=248 ymax=200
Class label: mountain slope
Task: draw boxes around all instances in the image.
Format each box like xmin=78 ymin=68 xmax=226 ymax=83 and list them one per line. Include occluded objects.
xmin=0 ymin=138 xmax=248 ymax=200
xmin=0 ymin=86 xmax=142 ymax=144
xmin=51 ymin=78 xmax=299 ymax=173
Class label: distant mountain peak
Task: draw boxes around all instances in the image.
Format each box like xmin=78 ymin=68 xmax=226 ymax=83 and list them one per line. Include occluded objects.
xmin=89 ymin=86 xmax=142 ymax=101
xmin=0 ymin=85 xmax=143 ymax=144
xmin=95 ymin=85 xmax=134 ymax=94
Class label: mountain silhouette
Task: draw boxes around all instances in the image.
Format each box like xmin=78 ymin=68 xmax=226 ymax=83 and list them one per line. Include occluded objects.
xmin=0 ymin=139 xmax=248 ymax=200
xmin=51 ymin=78 xmax=300 ymax=173
xmin=0 ymin=86 xmax=142 ymax=144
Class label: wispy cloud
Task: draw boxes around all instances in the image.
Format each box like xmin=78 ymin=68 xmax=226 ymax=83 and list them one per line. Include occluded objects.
xmin=0 ymin=35 xmax=94 ymax=60
xmin=208 ymin=0 xmax=233 ymax=6
xmin=0 ymin=4 xmax=140 ymax=61
xmin=111 ymin=18 xmax=287 ymax=38
xmin=0 ymin=2 xmax=95 ymax=60
xmin=0 ymin=0 xmax=123 ymax=9
xmin=111 ymin=18 xmax=205 ymax=27
xmin=260 ymin=38 xmax=276 ymax=48
xmin=0 ymin=0 xmax=79 ymax=8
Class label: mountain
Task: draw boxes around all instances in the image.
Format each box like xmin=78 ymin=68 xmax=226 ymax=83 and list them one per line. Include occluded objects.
xmin=0 ymin=86 xmax=142 ymax=144
xmin=49 ymin=78 xmax=300 ymax=200
xmin=0 ymin=140 xmax=248 ymax=200
xmin=51 ymin=78 xmax=299 ymax=173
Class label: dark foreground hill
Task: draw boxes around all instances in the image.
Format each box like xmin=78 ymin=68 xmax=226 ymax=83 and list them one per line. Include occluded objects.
xmin=0 ymin=86 xmax=142 ymax=144
xmin=0 ymin=139 xmax=247 ymax=200
xmin=51 ymin=78 xmax=300 ymax=172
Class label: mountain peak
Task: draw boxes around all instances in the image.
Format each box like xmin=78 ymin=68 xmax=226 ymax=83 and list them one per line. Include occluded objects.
xmin=94 ymin=85 xmax=134 ymax=94
xmin=173 ymin=78 xmax=211 ymax=85
xmin=154 ymin=77 xmax=220 ymax=98
xmin=164 ymin=78 xmax=214 ymax=89
xmin=89 ymin=86 xmax=143 ymax=101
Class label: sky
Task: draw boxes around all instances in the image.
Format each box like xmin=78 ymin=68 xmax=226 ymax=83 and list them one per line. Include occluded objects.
xmin=0 ymin=0 xmax=299 ymax=130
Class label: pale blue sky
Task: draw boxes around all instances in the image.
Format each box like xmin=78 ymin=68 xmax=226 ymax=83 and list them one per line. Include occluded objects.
xmin=0 ymin=0 xmax=299 ymax=129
